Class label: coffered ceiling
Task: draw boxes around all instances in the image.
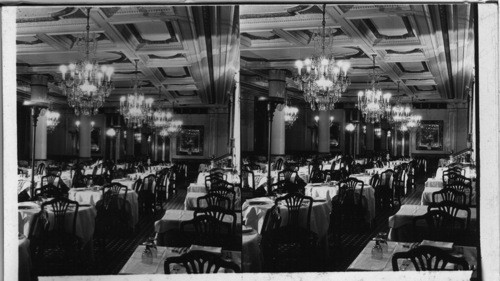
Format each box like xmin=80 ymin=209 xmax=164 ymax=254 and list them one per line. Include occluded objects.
xmin=240 ymin=4 xmax=475 ymax=103
xmin=16 ymin=6 xmax=239 ymax=109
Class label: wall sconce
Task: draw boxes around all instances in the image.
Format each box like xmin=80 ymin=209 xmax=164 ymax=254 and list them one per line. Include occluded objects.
xmin=387 ymin=130 xmax=392 ymax=137
xmin=375 ymin=128 xmax=382 ymax=137
xmin=362 ymin=125 xmax=367 ymax=134
xmin=345 ymin=123 xmax=356 ymax=132
xmin=90 ymin=121 xmax=95 ymax=130
xmin=134 ymin=132 xmax=142 ymax=142
xmin=314 ymin=115 xmax=335 ymax=127
xmin=106 ymin=128 xmax=116 ymax=137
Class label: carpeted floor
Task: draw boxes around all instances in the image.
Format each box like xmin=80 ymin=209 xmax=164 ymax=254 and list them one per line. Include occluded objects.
xmin=33 ymin=173 xmax=463 ymax=276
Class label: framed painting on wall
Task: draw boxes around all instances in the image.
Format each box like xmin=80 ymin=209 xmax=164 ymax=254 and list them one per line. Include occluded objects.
xmin=416 ymin=120 xmax=444 ymax=151
xmin=176 ymin=126 xmax=204 ymax=156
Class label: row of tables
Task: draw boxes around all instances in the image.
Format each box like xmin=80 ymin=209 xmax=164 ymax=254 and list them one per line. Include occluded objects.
xmin=17 ymin=165 xmax=170 ymax=280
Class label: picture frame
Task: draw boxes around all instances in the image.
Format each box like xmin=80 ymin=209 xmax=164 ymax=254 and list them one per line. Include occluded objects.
xmin=176 ymin=125 xmax=204 ymax=156
xmin=416 ymin=120 xmax=444 ymax=151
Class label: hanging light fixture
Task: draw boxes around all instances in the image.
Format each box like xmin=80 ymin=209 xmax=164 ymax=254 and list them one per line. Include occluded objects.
xmin=406 ymin=114 xmax=422 ymax=129
xmin=151 ymin=107 xmax=173 ymax=129
xmin=357 ymin=54 xmax=392 ymax=124
xmin=283 ymin=89 xmax=299 ymax=128
xmin=294 ymin=4 xmax=350 ymax=111
xmin=59 ymin=7 xmax=114 ymax=116
xmin=45 ymin=109 xmax=60 ymax=133
xmin=159 ymin=127 xmax=170 ymax=139
xmin=164 ymin=101 xmax=183 ymax=137
xmin=119 ymin=60 xmax=154 ymax=128
xmin=284 ymin=105 xmax=299 ymax=128
xmin=388 ymin=81 xmax=411 ymax=124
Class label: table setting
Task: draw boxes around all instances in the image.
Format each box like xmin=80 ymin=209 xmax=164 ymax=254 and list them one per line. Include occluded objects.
xmin=119 ymin=243 xmax=241 ymax=274
xmin=348 ymin=239 xmax=477 ymax=271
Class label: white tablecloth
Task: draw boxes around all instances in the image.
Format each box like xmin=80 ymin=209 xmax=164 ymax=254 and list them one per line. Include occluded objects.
xmin=348 ymin=240 xmax=477 ymax=271
xmin=421 ymin=186 xmax=477 ymax=206
xmin=304 ymin=182 xmax=376 ymax=223
xmin=68 ymin=187 xmax=139 ymax=228
xmin=184 ymin=191 xmax=242 ymax=211
xmin=119 ymin=245 xmax=241 ymax=274
xmin=196 ymin=172 xmax=241 ymax=185
xmin=187 ymin=183 xmax=207 ymax=193
xmin=435 ymin=167 xmax=476 ymax=180
xmin=388 ymin=204 xmax=477 ymax=241
xmin=425 ymin=178 xmax=444 ymax=188
xmin=154 ymin=210 xmax=241 ymax=234
xmin=18 ymin=201 xmax=97 ymax=244
xmin=19 ymin=236 xmax=32 ymax=281
xmin=243 ymin=197 xmax=331 ymax=239
xmin=242 ymin=228 xmax=262 ymax=272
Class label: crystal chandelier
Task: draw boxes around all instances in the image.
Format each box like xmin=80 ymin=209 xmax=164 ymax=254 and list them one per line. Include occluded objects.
xmin=119 ymin=60 xmax=154 ymax=128
xmin=159 ymin=127 xmax=170 ymax=139
xmin=59 ymin=7 xmax=114 ymax=116
xmin=45 ymin=109 xmax=60 ymax=132
xmin=154 ymin=101 xmax=183 ymax=137
xmin=294 ymin=4 xmax=350 ymax=111
xmin=283 ymin=90 xmax=299 ymax=128
xmin=165 ymin=120 xmax=183 ymax=137
xmin=357 ymin=54 xmax=392 ymax=124
xmin=389 ymin=81 xmax=411 ymax=124
xmin=151 ymin=108 xmax=173 ymax=128
xmin=406 ymin=114 xmax=422 ymax=129
xmin=284 ymin=105 xmax=299 ymax=128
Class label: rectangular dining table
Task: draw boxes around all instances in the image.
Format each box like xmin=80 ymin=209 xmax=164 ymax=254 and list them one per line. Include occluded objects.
xmin=347 ymin=240 xmax=477 ymax=272
xmin=119 ymin=245 xmax=241 ymax=274
xmin=388 ymin=204 xmax=477 ymax=241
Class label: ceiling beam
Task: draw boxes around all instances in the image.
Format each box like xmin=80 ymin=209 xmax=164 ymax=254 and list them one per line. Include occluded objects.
xmin=89 ymin=8 xmax=175 ymax=101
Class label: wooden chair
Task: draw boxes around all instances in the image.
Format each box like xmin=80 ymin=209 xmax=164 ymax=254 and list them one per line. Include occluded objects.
xmin=164 ymin=250 xmax=240 ymax=274
xmin=138 ymin=174 xmax=156 ymax=215
xmin=196 ymin=193 xmax=231 ymax=210
xmin=337 ymin=178 xmax=366 ymax=228
xmin=309 ymin=169 xmax=327 ymax=183
xmin=431 ymin=188 xmax=466 ymax=205
xmin=392 ymin=245 xmax=469 ymax=271
xmin=38 ymin=197 xmax=80 ymax=264
xmin=412 ymin=209 xmax=466 ymax=243
xmin=445 ymin=183 xmax=473 ymax=206
xmin=375 ymin=169 xmax=395 ymax=209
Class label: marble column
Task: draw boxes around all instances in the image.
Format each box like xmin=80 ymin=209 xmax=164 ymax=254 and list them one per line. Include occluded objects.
xmin=318 ymin=110 xmax=330 ymax=154
xmin=79 ymin=116 xmax=91 ymax=159
xmin=269 ymin=70 xmax=286 ymax=156
xmin=30 ymin=75 xmax=48 ymax=160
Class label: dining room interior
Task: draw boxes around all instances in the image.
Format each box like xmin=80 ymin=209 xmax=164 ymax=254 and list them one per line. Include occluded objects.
xmin=15 ymin=5 xmax=242 ymax=278
xmin=9 ymin=2 xmax=493 ymax=280
xmin=239 ymin=3 xmax=480 ymax=277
